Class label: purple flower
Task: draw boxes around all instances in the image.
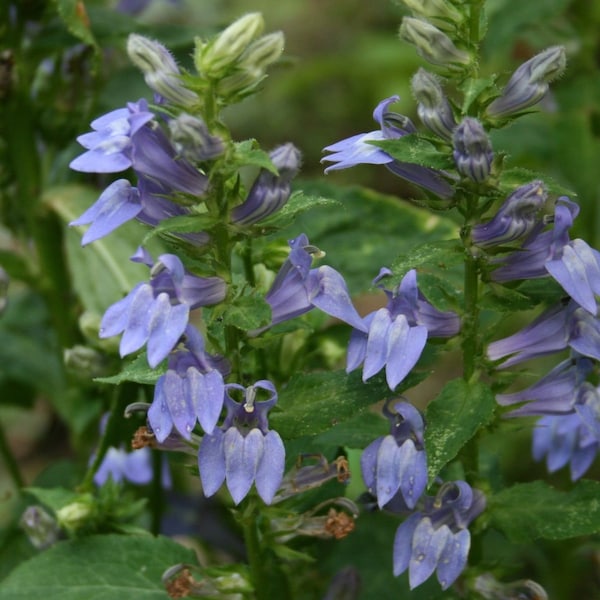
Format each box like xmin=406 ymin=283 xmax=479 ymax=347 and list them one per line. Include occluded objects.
xmin=100 ymin=248 xmax=226 ymax=367
xmin=361 ymin=400 xmax=427 ymax=509
xmin=231 ymin=143 xmax=302 ymax=225
xmin=347 ymin=268 xmax=460 ymax=390
xmin=94 ymin=445 xmax=171 ymax=488
xmin=452 ymin=117 xmax=493 ymax=183
xmin=496 ymin=355 xmax=594 ymax=417
xmin=533 ymin=412 xmax=599 ymax=481
xmin=393 ymin=481 xmax=486 ymax=590
xmin=472 ymin=181 xmax=547 ymax=248
xmin=148 ymin=325 xmax=229 ymax=442
xmin=263 ymin=234 xmax=367 ymax=332
xmin=322 ymin=96 xmax=454 ymax=198
xmin=486 ymin=46 xmax=567 ymax=120
xmin=198 ymin=380 xmax=285 ymax=505
xmin=487 ymin=300 xmax=600 ymax=368
xmin=69 ymin=100 xmax=154 ymax=173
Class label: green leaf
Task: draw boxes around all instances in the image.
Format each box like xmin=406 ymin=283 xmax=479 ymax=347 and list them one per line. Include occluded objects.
xmin=499 ymin=167 xmax=576 ymax=198
xmin=271 ymin=370 xmax=423 ymax=440
xmin=222 ymin=293 xmax=271 ymax=331
xmin=25 ymin=487 xmax=81 ymax=515
xmin=425 ymin=379 xmax=496 ymax=482
xmin=460 ymin=76 xmax=497 ymax=114
xmin=53 ymin=0 xmax=99 ymax=52
xmin=95 ymin=353 xmax=163 ymax=386
xmin=233 ymin=140 xmax=278 ymax=174
xmin=489 ymin=480 xmax=600 ymax=542
xmin=369 ymin=136 xmax=454 ymax=170
xmin=141 ymin=213 xmax=217 ymax=245
xmin=0 ymin=534 xmax=196 ymax=600
xmin=258 ymin=191 xmax=341 ymax=229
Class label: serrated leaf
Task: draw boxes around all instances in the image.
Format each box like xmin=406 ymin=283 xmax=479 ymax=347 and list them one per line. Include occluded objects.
xmin=95 ymin=353 xmax=164 ymax=385
xmin=460 ymin=76 xmax=497 ymax=114
xmin=141 ymin=213 xmax=217 ymax=245
xmin=489 ymin=480 xmax=600 ymax=542
xmin=271 ymin=370 xmax=424 ymax=440
xmin=0 ymin=534 xmax=195 ymax=600
xmin=259 ymin=191 xmax=341 ymax=229
xmin=369 ymin=136 xmax=454 ymax=170
xmin=25 ymin=487 xmax=81 ymax=514
xmin=233 ymin=140 xmax=277 ymax=174
xmin=500 ymin=167 xmax=576 ymax=198
xmin=425 ymin=379 xmax=496 ymax=482
xmin=53 ymin=0 xmax=99 ymax=52
xmin=222 ymin=294 xmax=271 ymax=331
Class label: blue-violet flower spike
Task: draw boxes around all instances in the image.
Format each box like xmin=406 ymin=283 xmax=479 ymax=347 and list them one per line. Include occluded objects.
xmin=452 ymin=117 xmax=493 ymax=183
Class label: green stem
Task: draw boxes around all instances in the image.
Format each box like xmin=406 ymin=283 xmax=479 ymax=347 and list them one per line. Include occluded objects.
xmin=462 ymin=247 xmax=480 ymax=382
xmin=0 ymin=419 xmax=25 ymax=490
xmin=242 ymin=504 xmax=268 ymax=600
xmin=468 ymin=0 xmax=484 ymax=47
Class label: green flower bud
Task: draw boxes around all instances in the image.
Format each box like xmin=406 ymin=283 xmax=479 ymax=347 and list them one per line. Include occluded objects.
xmin=401 ymin=0 xmax=464 ymax=30
xmin=216 ymin=67 xmax=265 ymax=99
xmin=56 ymin=497 xmax=94 ymax=532
xmin=239 ymin=31 xmax=285 ymax=71
xmin=127 ymin=34 xmax=198 ymax=107
xmin=399 ymin=17 xmax=471 ymax=70
xmin=196 ymin=12 xmax=265 ymax=76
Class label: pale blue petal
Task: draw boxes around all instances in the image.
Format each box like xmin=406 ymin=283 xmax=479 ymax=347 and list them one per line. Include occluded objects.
xmin=198 ymin=429 xmax=226 ymax=497
xmin=148 ymin=375 xmax=174 ymax=442
xmin=363 ymin=308 xmax=392 ymax=381
xmin=409 ymin=519 xmax=451 ymax=589
xmin=375 ymin=435 xmax=403 ymax=508
xmin=162 ymin=369 xmax=195 ymax=439
xmin=146 ymin=294 xmax=188 ymax=367
xmin=225 ymin=428 xmax=264 ymax=505
xmin=190 ymin=368 xmax=224 ymax=434
xmin=393 ymin=513 xmax=421 ymax=577
xmin=119 ymin=284 xmax=154 ymax=356
xmin=255 ymin=430 xmax=285 ymax=504
xmin=385 ymin=319 xmax=428 ymax=390
xmin=436 ymin=529 xmax=470 ymax=590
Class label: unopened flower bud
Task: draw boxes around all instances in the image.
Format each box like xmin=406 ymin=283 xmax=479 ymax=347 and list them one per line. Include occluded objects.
xmin=216 ymin=66 xmax=264 ymax=99
xmin=399 ymin=17 xmax=471 ymax=70
xmin=474 ymin=573 xmax=548 ymax=600
xmin=56 ymin=497 xmax=94 ymax=532
xmin=411 ymin=68 xmax=456 ymax=140
xmin=472 ymin=180 xmax=547 ymax=248
xmin=231 ymin=143 xmax=302 ymax=226
xmin=127 ymin=34 xmax=198 ymax=107
xmin=239 ymin=31 xmax=285 ymax=71
xmin=168 ymin=114 xmax=224 ymax=161
xmin=64 ymin=345 xmax=107 ymax=379
xmin=196 ymin=12 xmax=265 ymax=76
xmin=401 ymin=0 xmax=464 ymax=30
xmin=20 ymin=505 xmax=60 ymax=549
xmin=452 ymin=117 xmax=493 ymax=182
xmin=486 ymin=46 xmax=566 ymax=119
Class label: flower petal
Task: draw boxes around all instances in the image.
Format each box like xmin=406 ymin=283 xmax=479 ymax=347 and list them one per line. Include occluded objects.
xmin=225 ymin=428 xmax=264 ymax=505
xmin=198 ymin=429 xmax=226 ymax=497
xmin=255 ymin=430 xmax=285 ymax=504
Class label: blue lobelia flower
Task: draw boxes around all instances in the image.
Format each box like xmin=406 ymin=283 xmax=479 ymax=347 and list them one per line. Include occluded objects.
xmin=487 ymin=300 xmax=600 ymax=369
xmin=472 ymin=180 xmax=547 ymax=248
xmin=452 ymin=117 xmax=493 ymax=183
xmin=322 ymin=96 xmax=454 ymax=198
xmin=392 ymin=481 xmax=486 ymax=590
xmin=496 ymin=354 xmax=594 ymax=417
xmin=231 ymin=143 xmax=301 ymax=226
xmin=198 ymin=380 xmax=285 ymax=505
xmin=100 ymin=247 xmax=227 ymax=368
xmin=347 ymin=268 xmax=460 ymax=390
xmin=361 ymin=399 xmax=427 ymax=509
xmin=532 ymin=411 xmax=599 ymax=481
xmin=148 ymin=325 xmax=229 ymax=442
xmin=262 ymin=234 xmax=367 ymax=332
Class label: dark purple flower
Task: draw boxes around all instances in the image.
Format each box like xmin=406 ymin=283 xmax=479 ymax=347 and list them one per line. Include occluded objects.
xmin=231 ymin=143 xmax=301 ymax=225
xmin=263 ymin=234 xmax=367 ymax=332
xmin=486 ymin=46 xmax=567 ymax=120
xmin=347 ymin=268 xmax=460 ymax=390
xmin=452 ymin=117 xmax=493 ymax=183
xmin=198 ymin=380 xmax=285 ymax=505
xmin=322 ymin=96 xmax=454 ymax=198
xmin=487 ymin=300 xmax=600 ymax=368
xmin=472 ymin=181 xmax=547 ymax=248
xmin=496 ymin=354 xmax=594 ymax=417
xmin=100 ymin=248 xmax=226 ymax=367
xmin=532 ymin=412 xmax=598 ymax=481
xmin=148 ymin=325 xmax=228 ymax=442
xmin=393 ymin=481 xmax=486 ymax=590
xmin=361 ymin=400 xmax=427 ymax=509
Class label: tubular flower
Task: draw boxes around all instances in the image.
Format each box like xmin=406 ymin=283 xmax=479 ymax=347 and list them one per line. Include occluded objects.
xmin=198 ymin=380 xmax=285 ymax=505
xmin=148 ymin=325 xmax=229 ymax=442
xmin=361 ymin=399 xmax=427 ymax=509
xmin=472 ymin=181 xmax=547 ymax=248
xmin=533 ymin=411 xmax=599 ymax=481
xmin=100 ymin=248 xmax=227 ymax=368
xmin=487 ymin=301 xmax=600 ymax=369
xmin=496 ymin=354 xmax=594 ymax=417
xmin=322 ymin=96 xmax=454 ymax=198
xmin=452 ymin=117 xmax=493 ymax=183
xmin=411 ymin=68 xmax=456 ymax=141
xmin=231 ymin=143 xmax=301 ymax=225
xmin=393 ymin=481 xmax=486 ymax=590
xmin=347 ymin=268 xmax=460 ymax=390
xmin=263 ymin=234 xmax=367 ymax=332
